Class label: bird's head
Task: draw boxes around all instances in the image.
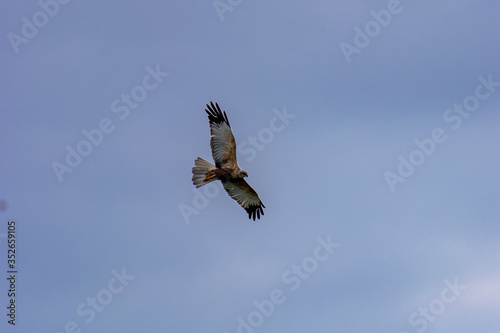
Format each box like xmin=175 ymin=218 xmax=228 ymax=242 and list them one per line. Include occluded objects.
xmin=240 ymin=170 xmax=248 ymax=178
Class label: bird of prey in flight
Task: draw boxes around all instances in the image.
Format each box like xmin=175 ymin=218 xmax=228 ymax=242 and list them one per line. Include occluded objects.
xmin=192 ymin=102 xmax=265 ymax=220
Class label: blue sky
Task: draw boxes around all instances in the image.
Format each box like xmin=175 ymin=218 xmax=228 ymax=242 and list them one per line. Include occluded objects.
xmin=1 ymin=0 xmax=500 ymax=332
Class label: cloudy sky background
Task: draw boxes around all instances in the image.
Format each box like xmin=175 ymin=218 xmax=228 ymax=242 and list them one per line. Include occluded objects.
xmin=1 ymin=0 xmax=500 ymax=332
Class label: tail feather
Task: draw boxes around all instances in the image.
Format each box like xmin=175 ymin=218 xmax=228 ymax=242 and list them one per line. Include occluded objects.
xmin=192 ymin=157 xmax=216 ymax=188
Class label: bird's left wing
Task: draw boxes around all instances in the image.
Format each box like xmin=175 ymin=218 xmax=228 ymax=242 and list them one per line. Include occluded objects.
xmin=222 ymin=178 xmax=265 ymax=220
xmin=205 ymin=102 xmax=237 ymax=168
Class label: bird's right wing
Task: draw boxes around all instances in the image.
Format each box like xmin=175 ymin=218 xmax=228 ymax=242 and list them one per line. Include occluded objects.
xmin=205 ymin=102 xmax=237 ymax=169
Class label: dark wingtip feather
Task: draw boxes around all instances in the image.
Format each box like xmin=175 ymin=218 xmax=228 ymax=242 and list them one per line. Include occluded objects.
xmin=205 ymin=101 xmax=230 ymax=127
xmin=246 ymin=202 xmax=265 ymax=221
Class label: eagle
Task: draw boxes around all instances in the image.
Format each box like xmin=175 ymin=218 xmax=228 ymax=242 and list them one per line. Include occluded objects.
xmin=192 ymin=102 xmax=265 ymax=220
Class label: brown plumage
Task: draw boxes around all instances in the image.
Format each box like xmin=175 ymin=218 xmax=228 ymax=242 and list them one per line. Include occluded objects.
xmin=192 ymin=102 xmax=265 ymax=220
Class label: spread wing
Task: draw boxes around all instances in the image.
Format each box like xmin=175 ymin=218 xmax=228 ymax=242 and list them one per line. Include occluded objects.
xmin=222 ymin=178 xmax=265 ymax=220
xmin=206 ymin=102 xmax=237 ymax=169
